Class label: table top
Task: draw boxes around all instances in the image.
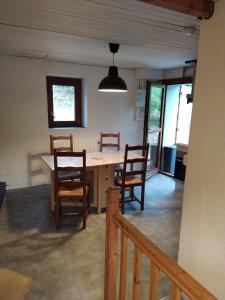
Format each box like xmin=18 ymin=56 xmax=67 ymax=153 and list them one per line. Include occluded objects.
xmin=41 ymin=151 xmax=142 ymax=171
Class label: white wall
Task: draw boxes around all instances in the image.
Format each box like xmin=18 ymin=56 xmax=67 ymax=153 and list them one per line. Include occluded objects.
xmin=178 ymin=2 xmax=225 ymax=299
xmin=164 ymin=67 xmax=184 ymax=79
xmin=0 ymin=56 xmax=143 ymax=189
xmin=135 ymin=66 xmax=193 ymax=82
xmin=135 ymin=68 xmax=165 ymax=80
xmin=164 ymin=67 xmax=195 ymax=79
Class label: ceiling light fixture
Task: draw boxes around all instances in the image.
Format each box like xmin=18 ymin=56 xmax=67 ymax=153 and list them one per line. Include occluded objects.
xmin=98 ymin=43 xmax=127 ymax=93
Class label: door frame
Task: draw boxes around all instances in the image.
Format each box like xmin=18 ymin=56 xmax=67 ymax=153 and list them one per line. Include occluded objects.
xmin=157 ymin=76 xmax=193 ymax=86
xmin=143 ymin=77 xmax=193 ymax=177
xmin=143 ymin=81 xmax=166 ymax=177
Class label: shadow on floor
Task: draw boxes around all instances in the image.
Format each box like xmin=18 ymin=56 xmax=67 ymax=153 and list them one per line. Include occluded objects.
xmin=0 ymin=174 xmax=183 ymax=300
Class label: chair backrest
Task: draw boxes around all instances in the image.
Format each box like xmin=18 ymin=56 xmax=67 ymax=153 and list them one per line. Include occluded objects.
xmin=53 ymin=150 xmax=87 ymax=196
xmin=50 ymin=134 xmax=73 ymax=154
xmin=122 ymin=144 xmax=149 ymax=184
xmin=100 ymin=132 xmax=120 ymax=152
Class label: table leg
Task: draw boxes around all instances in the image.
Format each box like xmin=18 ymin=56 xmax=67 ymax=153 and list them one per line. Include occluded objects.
xmin=50 ymin=171 xmax=55 ymax=211
xmin=96 ymin=167 xmax=101 ymax=214
xmin=97 ymin=165 xmax=115 ymax=213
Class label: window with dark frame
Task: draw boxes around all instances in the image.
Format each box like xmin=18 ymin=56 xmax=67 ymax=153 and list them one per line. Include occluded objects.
xmin=46 ymin=76 xmax=83 ymax=128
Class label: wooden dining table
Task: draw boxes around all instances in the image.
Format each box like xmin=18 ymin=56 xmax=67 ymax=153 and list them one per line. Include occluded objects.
xmin=41 ymin=151 xmax=142 ymax=213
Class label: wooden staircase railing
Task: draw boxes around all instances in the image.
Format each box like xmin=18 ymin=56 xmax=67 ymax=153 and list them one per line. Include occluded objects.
xmin=104 ymin=188 xmax=218 ymax=300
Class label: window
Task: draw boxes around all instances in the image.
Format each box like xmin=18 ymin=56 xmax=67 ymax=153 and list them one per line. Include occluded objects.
xmin=46 ymin=76 xmax=82 ymax=128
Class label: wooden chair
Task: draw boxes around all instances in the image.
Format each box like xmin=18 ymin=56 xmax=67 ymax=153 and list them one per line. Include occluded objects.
xmin=100 ymin=132 xmax=120 ymax=152
xmin=115 ymin=144 xmax=149 ymax=214
xmin=50 ymin=134 xmax=73 ymax=154
xmin=50 ymin=134 xmax=79 ymax=180
xmin=100 ymin=132 xmax=122 ymax=175
xmin=54 ymin=150 xmax=89 ymax=229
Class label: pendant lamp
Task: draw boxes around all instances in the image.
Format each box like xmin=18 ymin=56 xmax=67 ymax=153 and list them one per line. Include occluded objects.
xmin=98 ymin=43 xmax=127 ymax=92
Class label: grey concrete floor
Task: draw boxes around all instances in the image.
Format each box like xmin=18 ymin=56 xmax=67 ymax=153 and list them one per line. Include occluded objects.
xmin=0 ymin=174 xmax=183 ymax=300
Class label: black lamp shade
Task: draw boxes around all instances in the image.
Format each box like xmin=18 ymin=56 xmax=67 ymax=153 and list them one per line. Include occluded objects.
xmin=98 ymin=66 xmax=127 ymax=92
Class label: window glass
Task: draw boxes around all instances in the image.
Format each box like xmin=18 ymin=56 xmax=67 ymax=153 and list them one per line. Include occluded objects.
xmin=53 ymin=85 xmax=75 ymax=121
xmin=176 ymin=84 xmax=193 ymax=144
xmin=149 ymin=86 xmax=163 ymax=129
xmin=147 ymin=131 xmax=160 ymax=170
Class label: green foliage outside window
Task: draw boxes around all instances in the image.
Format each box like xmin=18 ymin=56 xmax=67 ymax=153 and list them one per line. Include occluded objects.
xmin=149 ymin=86 xmax=162 ymax=129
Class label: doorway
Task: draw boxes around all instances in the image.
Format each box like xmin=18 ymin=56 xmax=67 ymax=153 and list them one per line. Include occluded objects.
xmin=143 ymin=80 xmax=193 ymax=178
xmin=143 ymin=82 xmax=165 ymax=177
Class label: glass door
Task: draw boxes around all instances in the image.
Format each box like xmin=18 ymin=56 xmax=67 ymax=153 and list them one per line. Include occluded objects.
xmin=143 ymin=82 xmax=165 ymax=177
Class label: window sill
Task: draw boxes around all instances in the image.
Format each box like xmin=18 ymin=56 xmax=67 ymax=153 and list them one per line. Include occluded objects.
xmin=49 ymin=126 xmax=87 ymax=129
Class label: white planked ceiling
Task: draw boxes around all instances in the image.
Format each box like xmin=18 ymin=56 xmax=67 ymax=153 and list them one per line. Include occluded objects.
xmin=0 ymin=0 xmax=200 ymax=69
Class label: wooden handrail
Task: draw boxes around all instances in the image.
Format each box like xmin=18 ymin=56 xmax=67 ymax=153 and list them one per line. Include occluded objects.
xmin=104 ymin=188 xmax=218 ymax=300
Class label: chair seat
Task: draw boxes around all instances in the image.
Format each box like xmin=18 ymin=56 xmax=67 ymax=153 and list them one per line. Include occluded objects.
xmin=0 ymin=268 xmax=32 ymax=300
xmin=115 ymin=176 xmax=142 ymax=186
xmin=58 ymin=184 xmax=89 ymax=198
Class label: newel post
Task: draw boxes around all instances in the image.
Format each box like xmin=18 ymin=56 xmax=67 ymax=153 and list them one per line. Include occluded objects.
xmin=104 ymin=187 xmax=119 ymax=300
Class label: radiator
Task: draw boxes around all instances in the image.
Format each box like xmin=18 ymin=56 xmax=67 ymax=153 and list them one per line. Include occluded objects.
xmin=54 ymin=136 xmax=100 ymax=152
xmin=74 ymin=136 xmax=99 ymax=152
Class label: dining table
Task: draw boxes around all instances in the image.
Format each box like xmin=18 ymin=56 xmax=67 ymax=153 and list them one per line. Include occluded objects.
xmin=41 ymin=150 xmax=142 ymax=213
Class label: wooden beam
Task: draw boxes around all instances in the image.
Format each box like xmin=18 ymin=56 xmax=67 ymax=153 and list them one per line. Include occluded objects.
xmin=139 ymin=0 xmax=212 ymax=17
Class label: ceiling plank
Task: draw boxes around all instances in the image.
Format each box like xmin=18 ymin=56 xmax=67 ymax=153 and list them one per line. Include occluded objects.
xmin=139 ymin=0 xmax=212 ymax=17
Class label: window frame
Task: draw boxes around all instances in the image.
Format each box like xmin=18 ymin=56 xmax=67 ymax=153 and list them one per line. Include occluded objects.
xmin=46 ymin=76 xmax=82 ymax=128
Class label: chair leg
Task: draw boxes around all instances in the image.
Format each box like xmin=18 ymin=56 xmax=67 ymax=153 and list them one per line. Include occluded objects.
xmin=87 ymin=191 xmax=90 ymax=214
xmin=55 ymin=197 xmax=60 ymax=229
xmin=59 ymin=202 xmax=62 ymax=217
xmin=82 ymin=202 xmax=86 ymax=230
xmin=82 ymin=217 xmax=86 ymax=230
xmin=141 ymin=184 xmax=145 ymax=211
xmin=130 ymin=186 xmax=134 ymax=200
xmin=121 ymin=188 xmax=125 ymax=214
xmin=82 ymin=196 xmax=88 ymax=230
